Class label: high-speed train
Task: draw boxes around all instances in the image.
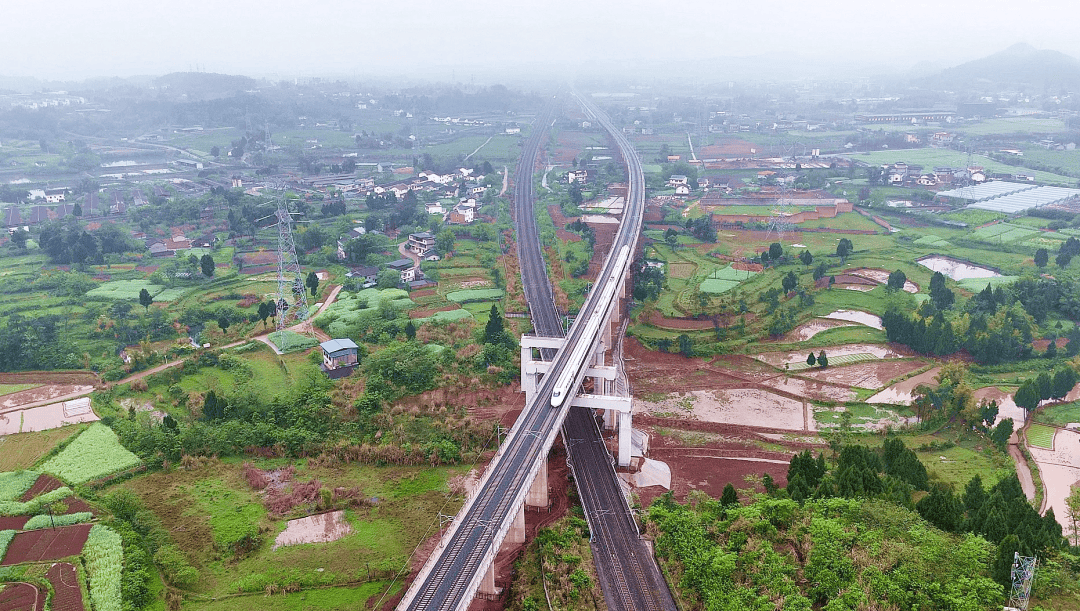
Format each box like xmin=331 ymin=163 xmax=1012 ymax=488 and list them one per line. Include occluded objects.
xmin=550 ymin=245 xmax=631 ymax=408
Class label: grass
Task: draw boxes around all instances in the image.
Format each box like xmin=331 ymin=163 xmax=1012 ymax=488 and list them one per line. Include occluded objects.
xmin=120 ymin=460 xmax=466 ymax=599
xmin=85 ymin=280 xmax=188 ymax=301
xmin=267 ymin=330 xmax=320 ymax=353
xmin=185 ymin=581 xmax=396 ymax=611
xmin=184 ymin=475 xmax=266 ymax=552
xmin=956 ymin=276 xmax=1020 ymax=292
xmin=0 ymin=383 xmax=38 ymax=396
xmin=1035 ymin=401 xmax=1080 ymax=428
xmin=0 ymin=426 xmax=83 ymax=471
xmin=1026 ymin=424 xmax=1056 ymax=449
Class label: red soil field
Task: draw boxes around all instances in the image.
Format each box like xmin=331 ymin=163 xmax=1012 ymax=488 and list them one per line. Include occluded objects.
xmin=0 ymin=518 xmax=28 ymax=531
xmin=1 ymin=525 xmax=91 ymax=565
xmin=0 ymin=581 xmax=44 ymax=611
xmin=46 ymin=563 xmax=84 ymax=611
xmin=18 ymin=475 xmax=62 ymax=502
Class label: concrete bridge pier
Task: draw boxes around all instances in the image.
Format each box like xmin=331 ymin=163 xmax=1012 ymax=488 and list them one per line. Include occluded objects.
xmin=477 ymin=459 xmax=550 ymax=597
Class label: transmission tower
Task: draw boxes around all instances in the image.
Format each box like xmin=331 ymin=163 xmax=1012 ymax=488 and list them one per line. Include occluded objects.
xmin=270 ymin=184 xmax=311 ymax=351
xmin=1007 ymin=552 xmax=1037 ymax=611
xmin=765 ymin=140 xmax=796 ymax=245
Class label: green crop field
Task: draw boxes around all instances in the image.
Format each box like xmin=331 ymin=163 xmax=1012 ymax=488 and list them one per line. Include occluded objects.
xmin=415 ymin=309 xmax=472 ymax=325
xmin=1026 ymin=424 xmax=1056 ymax=449
xmin=40 ymin=423 xmax=141 ymax=484
xmin=971 ymin=223 xmax=1039 ymax=243
xmin=913 ymin=235 xmax=951 ymax=247
xmin=956 ymin=276 xmax=1020 ymax=292
xmin=700 ymin=278 xmax=740 ymax=294
xmin=446 ymin=288 xmax=504 ymax=303
xmin=788 ymin=353 xmax=878 ymax=372
xmin=956 ymin=117 xmax=1068 ymax=136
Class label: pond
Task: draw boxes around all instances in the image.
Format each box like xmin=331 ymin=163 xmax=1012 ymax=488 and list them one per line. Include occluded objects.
xmin=917 ymin=255 xmax=1001 ymax=281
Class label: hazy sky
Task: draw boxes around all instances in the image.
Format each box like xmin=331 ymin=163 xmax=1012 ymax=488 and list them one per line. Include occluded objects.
xmin=5 ymin=0 xmax=1080 ymax=81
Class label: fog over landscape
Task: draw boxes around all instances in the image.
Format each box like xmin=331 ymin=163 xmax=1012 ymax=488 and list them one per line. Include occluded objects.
xmin=5 ymin=0 xmax=1080 ymax=82
xmin=3 ymin=1 xmax=1080 ymax=611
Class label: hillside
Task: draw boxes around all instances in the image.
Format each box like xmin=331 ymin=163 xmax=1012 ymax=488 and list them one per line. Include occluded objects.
xmin=917 ymin=43 xmax=1080 ymax=91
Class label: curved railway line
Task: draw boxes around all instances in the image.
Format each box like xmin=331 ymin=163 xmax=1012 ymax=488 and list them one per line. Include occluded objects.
xmin=399 ymin=93 xmax=674 ymax=611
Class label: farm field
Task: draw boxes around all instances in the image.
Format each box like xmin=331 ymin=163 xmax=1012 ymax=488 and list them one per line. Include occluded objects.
xmin=1026 ymin=424 xmax=1056 ymax=449
xmin=1035 ymin=401 xmax=1080 ymax=428
xmin=0 ymin=427 xmax=83 ymax=472
xmin=847 ymin=148 xmax=1075 ymax=184
xmin=40 ymin=423 xmax=141 ymax=484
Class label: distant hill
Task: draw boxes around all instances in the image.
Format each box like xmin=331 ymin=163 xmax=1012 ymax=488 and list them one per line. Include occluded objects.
xmin=153 ymin=72 xmax=259 ymax=100
xmin=916 ymin=43 xmax=1080 ymax=91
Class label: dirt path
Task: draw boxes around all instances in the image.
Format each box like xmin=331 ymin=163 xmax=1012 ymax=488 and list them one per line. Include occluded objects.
xmin=500 ymin=165 xmax=508 ymax=196
xmin=1008 ymin=442 xmax=1036 ymax=501
xmin=397 ymin=242 xmax=421 ymax=270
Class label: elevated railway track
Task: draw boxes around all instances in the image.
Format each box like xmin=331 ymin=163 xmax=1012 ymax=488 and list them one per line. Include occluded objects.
xmin=398 ymin=93 xmax=673 ymax=611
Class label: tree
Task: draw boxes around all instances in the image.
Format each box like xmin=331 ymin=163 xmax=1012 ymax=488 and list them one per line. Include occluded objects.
xmin=817 ymin=351 xmax=828 ymax=368
xmin=484 ymin=304 xmax=506 ymax=345
xmin=664 ymin=228 xmax=679 ymax=248
xmin=1036 ymin=371 xmax=1053 ymax=402
xmin=769 ymin=242 xmax=783 ymax=261
xmin=9 ymin=228 xmax=28 ymax=250
xmin=266 ymin=300 xmax=277 ymax=325
xmin=782 ymin=270 xmax=798 ymax=293
xmin=928 ymin=271 xmax=954 ymax=310
xmin=72 ymin=203 xmax=82 ymax=216
xmin=916 ymin=484 xmax=964 ymax=532
xmin=216 ymin=316 xmax=229 ymax=335
xmin=377 ymin=269 xmax=400 ymax=289
xmin=798 ymin=250 xmax=813 ymax=267
xmin=436 ymin=228 xmax=455 ymax=255
xmin=200 ymin=254 xmax=215 ymax=278
xmin=991 ymin=418 xmax=1014 ymax=450
xmin=1052 ymin=367 xmax=1078 ymax=400
xmin=720 ymin=484 xmax=738 ymax=506
xmin=1066 ymin=486 xmax=1080 ymax=546
xmin=257 ymin=302 xmax=270 ymax=328
xmin=836 ymin=238 xmax=853 ymax=262
xmin=812 ymin=262 xmax=827 ymax=281
xmin=1035 ymin=248 xmax=1049 ymax=268
xmin=210 ymin=145 xmax=221 ymax=157
xmin=806 ymin=352 xmax=816 ymax=367
xmin=1057 ymin=251 xmax=1073 ymax=268
xmin=405 ymin=320 xmax=416 ymax=340
xmin=887 ymin=269 xmax=907 ymax=292
xmin=678 ymin=334 xmax=693 ymax=358
xmin=305 ymin=271 xmax=319 ymax=297
xmin=1013 ymin=380 xmax=1040 ymax=413
xmin=138 ymin=288 xmax=154 ymax=312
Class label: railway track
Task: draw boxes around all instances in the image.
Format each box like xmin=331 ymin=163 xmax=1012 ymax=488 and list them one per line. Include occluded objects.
xmin=514 ymin=95 xmax=676 ymax=611
xmin=398 ymin=92 xmax=674 ymax=611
